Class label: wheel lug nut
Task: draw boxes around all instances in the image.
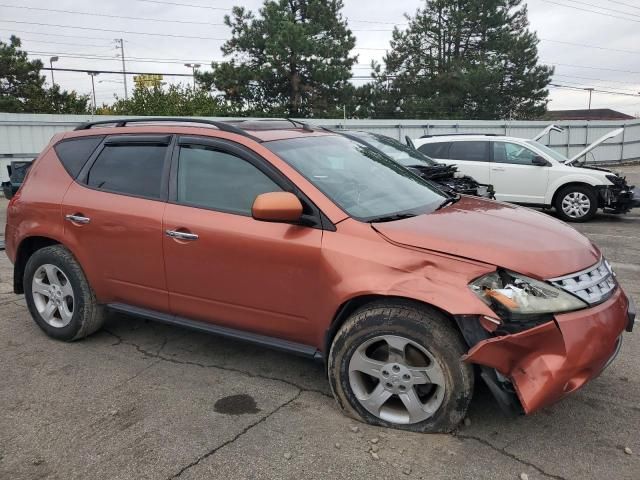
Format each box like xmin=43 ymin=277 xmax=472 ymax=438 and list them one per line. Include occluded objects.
xmin=382 ymin=370 xmax=389 ymax=377
xmin=392 ymin=365 xmax=400 ymax=372
xmin=385 ymin=382 xmax=393 ymax=389
xmin=402 ymin=374 xmax=410 ymax=380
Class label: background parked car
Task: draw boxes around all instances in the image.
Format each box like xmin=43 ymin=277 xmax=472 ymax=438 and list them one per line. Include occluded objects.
xmin=413 ymin=132 xmax=638 ymax=222
xmin=336 ymin=130 xmax=495 ymax=199
xmin=2 ymin=160 xmax=32 ymax=200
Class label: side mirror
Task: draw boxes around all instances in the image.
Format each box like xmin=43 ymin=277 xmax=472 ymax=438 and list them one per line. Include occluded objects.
xmin=252 ymin=192 xmax=303 ymax=223
xmin=532 ymin=156 xmax=550 ymax=167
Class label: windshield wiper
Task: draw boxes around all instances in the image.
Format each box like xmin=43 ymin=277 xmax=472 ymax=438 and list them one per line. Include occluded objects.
xmin=367 ymin=213 xmax=417 ymax=223
xmin=436 ymin=194 xmax=461 ymax=211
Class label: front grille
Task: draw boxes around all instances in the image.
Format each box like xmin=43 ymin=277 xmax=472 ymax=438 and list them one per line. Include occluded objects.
xmin=549 ymin=259 xmax=616 ymax=305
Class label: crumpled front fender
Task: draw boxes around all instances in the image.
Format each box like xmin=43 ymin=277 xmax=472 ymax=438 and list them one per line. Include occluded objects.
xmin=463 ymin=289 xmax=629 ymax=413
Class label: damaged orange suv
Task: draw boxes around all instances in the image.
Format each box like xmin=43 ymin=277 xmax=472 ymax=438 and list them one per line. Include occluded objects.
xmin=5 ymin=118 xmax=635 ymax=432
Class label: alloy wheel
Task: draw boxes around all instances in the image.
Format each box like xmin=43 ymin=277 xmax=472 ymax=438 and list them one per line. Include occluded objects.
xmin=348 ymin=335 xmax=446 ymax=424
xmin=31 ymin=264 xmax=75 ymax=328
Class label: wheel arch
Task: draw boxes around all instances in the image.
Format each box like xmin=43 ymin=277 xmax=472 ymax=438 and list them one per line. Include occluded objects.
xmin=13 ymin=236 xmax=62 ymax=294
xmin=547 ymin=178 xmax=600 ymax=206
xmin=323 ymin=294 xmax=462 ymax=362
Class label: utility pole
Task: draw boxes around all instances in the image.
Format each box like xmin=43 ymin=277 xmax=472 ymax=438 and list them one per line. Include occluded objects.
xmin=116 ymin=39 xmax=128 ymax=100
xmin=49 ymin=56 xmax=58 ymax=86
xmin=87 ymin=72 xmax=99 ymax=114
xmin=585 ymin=87 xmax=594 ymax=110
xmin=184 ymin=63 xmax=201 ymax=90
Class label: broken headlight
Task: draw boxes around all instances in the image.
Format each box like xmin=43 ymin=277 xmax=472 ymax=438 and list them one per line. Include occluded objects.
xmin=470 ymin=270 xmax=587 ymax=320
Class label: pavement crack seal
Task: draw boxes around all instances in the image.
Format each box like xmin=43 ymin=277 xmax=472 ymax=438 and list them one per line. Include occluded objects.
xmin=455 ymin=433 xmax=567 ymax=480
xmin=102 ymin=329 xmax=333 ymax=399
xmin=169 ymin=389 xmax=303 ymax=479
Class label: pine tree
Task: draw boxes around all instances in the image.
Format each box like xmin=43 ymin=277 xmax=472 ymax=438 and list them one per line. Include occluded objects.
xmin=372 ymin=0 xmax=553 ymax=119
xmin=0 ymin=36 xmax=89 ymax=114
xmin=198 ymin=0 xmax=357 ymax=117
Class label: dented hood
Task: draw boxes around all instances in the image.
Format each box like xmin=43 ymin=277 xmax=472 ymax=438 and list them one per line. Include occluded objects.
xmin=372 ymin=197 xmax=600 ymax=279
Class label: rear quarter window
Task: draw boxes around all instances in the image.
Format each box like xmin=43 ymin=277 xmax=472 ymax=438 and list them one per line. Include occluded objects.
xmin=448 ymin=141 xmax=490 ymax=162
xmin=53 ymin=136 xmax=104 ymax=178
xmin=417 ymin=141 xmax=450 ymax=159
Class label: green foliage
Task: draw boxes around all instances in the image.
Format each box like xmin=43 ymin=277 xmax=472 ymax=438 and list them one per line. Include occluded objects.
xmin=198 ymin=0 xmax=357 ymax=117
xmin=367 ymin=0 xmax=553 ymax=119
xmin=100 ymin=83 xmax=227 ymax=116
xmin=0 ymin=36 xmax=90 ymax=114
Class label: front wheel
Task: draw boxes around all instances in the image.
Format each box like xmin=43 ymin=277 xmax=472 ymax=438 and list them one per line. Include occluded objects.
xmin=328 ymin=300 xmax=474 ymax=433
xmin=554 ymin=185 xmax=598 ymax=222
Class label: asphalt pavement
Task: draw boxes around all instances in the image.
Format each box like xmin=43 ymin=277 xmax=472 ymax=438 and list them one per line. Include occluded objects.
xmin=0 ymin=166 xmax=638 ymax=480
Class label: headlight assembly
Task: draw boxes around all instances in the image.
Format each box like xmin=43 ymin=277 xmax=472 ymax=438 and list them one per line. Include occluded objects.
xmin=470 ymin=270 xmax=587 ymax=323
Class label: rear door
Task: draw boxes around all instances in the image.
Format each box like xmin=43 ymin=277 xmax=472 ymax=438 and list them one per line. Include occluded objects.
xmin=444 ymin=140 xmax=492 ymax=184
xmin=162 ymin=136 xmax=323 ymax=345
xmin=490 ymin=141 xmax=549 ymax=204
xmin=62 ymin=134 xmax=171 ymax=312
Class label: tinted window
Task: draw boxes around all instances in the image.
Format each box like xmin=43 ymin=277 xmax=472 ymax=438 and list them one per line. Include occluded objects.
xmin=417 ymin=142 xmax=450 ymax=159
xmin=87 ymin=145 xmax=166 ymax=199
xmin=177 ymin=146 xmax=282 ymax=215
xmin=448 ymin=141 xmax=490 ymax=162
xmin=54 ymin=136 xmax=104 ymax=178
xmin=266 ymin=136 xmax=445 ymax=221
xmin=493 ymin=142 xmax=540 ymax=165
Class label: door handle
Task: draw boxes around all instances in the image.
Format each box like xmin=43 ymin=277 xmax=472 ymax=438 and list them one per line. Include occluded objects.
xmin=491 ymin=167 xmax=506 ymax=172
xmin=165 ymin=230 xmax=199 ymax=241
xmin=65 ymin=214 xmax=91 ymax=224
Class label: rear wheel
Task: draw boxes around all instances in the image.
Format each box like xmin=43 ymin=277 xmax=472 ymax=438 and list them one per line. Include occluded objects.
xmin=24 ymin=245 xmax=105 ymax=341
xmin=328 ymin=300 xmax=474 ymax=433
xmin=554 ymin=185 xmax=598 ymax=222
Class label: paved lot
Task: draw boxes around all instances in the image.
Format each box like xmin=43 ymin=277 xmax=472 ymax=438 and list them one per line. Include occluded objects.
xmin=0 ymin=166 xmax=638 ymax=480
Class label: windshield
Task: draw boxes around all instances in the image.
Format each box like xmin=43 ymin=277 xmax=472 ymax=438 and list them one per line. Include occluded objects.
xmin=350 ymin=132 xmax=437 ymax=167
xmin=526 ymin=140 xmax=568 ymax=163
xmin=266 ymin=135 xmax=446 ymax=221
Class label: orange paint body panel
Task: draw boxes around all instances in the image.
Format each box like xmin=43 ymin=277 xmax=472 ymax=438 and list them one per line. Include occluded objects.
xmin=464 ymin=289 xmax=629 ymax=413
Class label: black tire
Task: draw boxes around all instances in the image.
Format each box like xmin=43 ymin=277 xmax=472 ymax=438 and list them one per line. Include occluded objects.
xmin=554 ymin=184 xmax=598 ymax=222
xmin=24 ymin=245 xmax=105 ymax=341
xmin=328 ymin=300 xmax=474 ymax=433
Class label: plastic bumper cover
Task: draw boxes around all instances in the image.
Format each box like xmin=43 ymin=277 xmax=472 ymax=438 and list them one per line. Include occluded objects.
xmin=463 ymin=288 xmax=631 ymax=414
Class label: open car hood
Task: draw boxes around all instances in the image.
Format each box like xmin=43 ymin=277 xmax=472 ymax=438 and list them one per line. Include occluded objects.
xmin=566 ymin=128 xmax=624 ymax=164
xmin=372 ymin=197 xmax=600 ymax=279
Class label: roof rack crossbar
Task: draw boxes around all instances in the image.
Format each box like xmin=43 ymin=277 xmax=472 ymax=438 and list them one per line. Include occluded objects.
xmin=419 ymin=133 xmax=503 ymax=138
xmin=74 ymin=117 xmax=263 ymax=142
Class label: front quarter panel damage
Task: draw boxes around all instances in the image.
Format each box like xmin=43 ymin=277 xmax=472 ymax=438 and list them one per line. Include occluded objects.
xmin=462 ymin=289 xmax=629 ymax=414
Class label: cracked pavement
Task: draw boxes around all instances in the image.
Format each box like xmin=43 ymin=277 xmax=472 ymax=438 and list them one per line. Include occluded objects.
xmin=0 ymin=165 xmax=639 ymax=480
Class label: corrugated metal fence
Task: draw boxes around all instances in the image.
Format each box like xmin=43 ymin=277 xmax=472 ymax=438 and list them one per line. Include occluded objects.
xmin=1 ymin=114 xmax=639 ymax=179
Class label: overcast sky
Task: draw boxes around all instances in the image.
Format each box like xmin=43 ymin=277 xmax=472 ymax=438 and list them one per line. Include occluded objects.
xmin=2 ymin=0 xmax=640 ymax=117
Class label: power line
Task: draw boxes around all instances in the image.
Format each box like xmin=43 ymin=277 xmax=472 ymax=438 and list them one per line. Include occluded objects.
xmin=560 ymin=0 xmax=640 ymax=18
xmin=548 ymin=83 xmax=640 ymax=97
xmin=0 ymin=4 xmax=226 ymax=27
xmin=134 ymin=0 xmax=230 ymax=11
xmin=605 ymin=0 xmax=640 ymax=11
xmin=541 ymin=0 xmax=640 ymax=23
xmin=0 ymin=19 xmax=228 ymax=41
xmin=553 ymin=73 xmax=640 ymax=87
xmin=3 ymin=28 xmax=119 ymax=42
xmin=2 ymin=37 xmax=113 ymax=48
xmin=42 ymin=66 xmax=193 ymax=77
xmin=539 ymin=38 xmax=640 ymax=55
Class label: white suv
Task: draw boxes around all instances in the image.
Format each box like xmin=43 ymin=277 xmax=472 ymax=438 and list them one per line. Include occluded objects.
xmin=412 ymin=131 xmax=638 ymax=222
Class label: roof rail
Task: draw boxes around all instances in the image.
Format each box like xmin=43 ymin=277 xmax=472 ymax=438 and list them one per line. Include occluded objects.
xmin=74 ymin=117 xmax=263 ymax=142
xmin=419 ymin=133 xmax=503 ymax=138
xmin=223 ymin=118 xmax=315 ymax=132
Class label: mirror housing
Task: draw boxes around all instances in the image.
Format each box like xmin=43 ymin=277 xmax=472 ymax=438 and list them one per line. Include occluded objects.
xmin=532 ymin=156 xmax=550 ymax=167
xmin=252 ymin=192 xmax=303 ymax=223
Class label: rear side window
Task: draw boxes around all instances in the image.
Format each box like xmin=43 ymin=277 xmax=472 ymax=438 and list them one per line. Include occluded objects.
xmin=417 ymin=141 xmax=450 ymax=158
xmin=177 ymin=145 xmax=282 ymax=215
xmin=87 ymin=145 xmax=167 ymax=199
xmin=54 ymin=136 xmax=104 ymax=178
xmin=448 ymin=141 xmax=490 ymax=162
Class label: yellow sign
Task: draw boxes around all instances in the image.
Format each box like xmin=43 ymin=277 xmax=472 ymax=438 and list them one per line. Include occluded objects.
xmin=133 ymin=74 xmax=163 ymax=89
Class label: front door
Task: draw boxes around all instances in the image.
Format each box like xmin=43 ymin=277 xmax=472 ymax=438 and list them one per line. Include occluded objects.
xmin=490 ymin=141 xmax=550 ymax=204
xmin=162 ymin=137 xmax=323 ymax=345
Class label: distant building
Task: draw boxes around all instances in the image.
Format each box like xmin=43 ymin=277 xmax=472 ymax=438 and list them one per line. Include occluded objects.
xmin=543 ymin=109 xmax=635 ymax=121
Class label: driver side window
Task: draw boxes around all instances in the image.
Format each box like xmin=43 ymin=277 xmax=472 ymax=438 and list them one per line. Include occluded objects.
xmin=493 ymin=142 xmax=539 ymax=165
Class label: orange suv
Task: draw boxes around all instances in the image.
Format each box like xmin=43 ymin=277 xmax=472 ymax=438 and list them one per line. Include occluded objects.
xmin=5 ymin=118 xmax=635 ymax=432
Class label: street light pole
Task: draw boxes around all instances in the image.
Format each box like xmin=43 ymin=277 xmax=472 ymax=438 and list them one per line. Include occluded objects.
xmin=87 ymin=72 xmax=99 ymax=114
xmin=184 ymin=63 xmax=201 ymax=90
xmin=49 ymin=56 xmax=58 ymax=86
xmin=585 ymin=87 xmax=594 ymax=110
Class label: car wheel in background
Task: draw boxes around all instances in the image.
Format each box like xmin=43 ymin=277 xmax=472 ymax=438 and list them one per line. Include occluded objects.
xmin=328 ymin=300 xmax=474 ymax=433
xmin=554 ymin=185 xmax=598 ymax=222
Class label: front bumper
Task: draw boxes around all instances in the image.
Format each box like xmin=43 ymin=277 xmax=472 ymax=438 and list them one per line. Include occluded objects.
xmin=463 ymin=288 xmax=632 ymax=414
xmin=598 ymin=185 xmax=638 ymax=213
